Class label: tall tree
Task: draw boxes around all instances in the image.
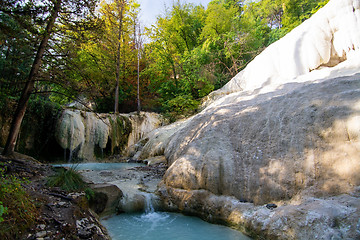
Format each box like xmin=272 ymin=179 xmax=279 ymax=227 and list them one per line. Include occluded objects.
xmin=61 ymin=0 xmax=143 ymax=113
xmin=131 ymin=10 xmax=142 ymax=114
xmin=1 ymin=0 xmax=98 ymax=156
xmin=2 ymin=0 xmax=61 ymax=156
xmin=114 ymin=0 xmax=126 ymax=113
xmin=95 ymin=0 xmax=140 ymax=112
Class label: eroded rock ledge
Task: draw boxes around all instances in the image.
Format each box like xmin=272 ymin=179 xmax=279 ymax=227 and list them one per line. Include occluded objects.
xmin=158 ymin=183 xmax=360 ymax=239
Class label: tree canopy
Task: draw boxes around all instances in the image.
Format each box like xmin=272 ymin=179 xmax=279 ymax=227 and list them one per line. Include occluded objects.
xmin=0 ymin=0 xmax=330 ymax=134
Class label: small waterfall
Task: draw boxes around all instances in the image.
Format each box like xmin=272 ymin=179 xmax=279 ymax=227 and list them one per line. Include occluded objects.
xmin=117 ymin=191 xmax=159 ymax=214
xmin=142 ymin=192 xmax=155 ymax=213
xmin=138 ymin=192 xmax=169 ymax=234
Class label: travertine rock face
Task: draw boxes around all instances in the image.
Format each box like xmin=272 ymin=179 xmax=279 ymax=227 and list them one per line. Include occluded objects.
xmin=126 ymin=112 xmax=164 ymax=149
xmin=137 ymin=0 xmax=360 ymax=238
xmin=55 ymin=110 xmax=163 ymax=161
xmin=162 ymin=76 xmax=360 ymax=204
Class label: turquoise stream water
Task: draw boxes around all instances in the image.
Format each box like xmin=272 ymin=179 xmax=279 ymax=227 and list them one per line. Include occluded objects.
xmin=55 ymin=162 xmax=251 ymax=239
xmin=101 ymin=211 xmax=251 ymax=240
xmin=53 ymin=162 xmax=143 ymax=171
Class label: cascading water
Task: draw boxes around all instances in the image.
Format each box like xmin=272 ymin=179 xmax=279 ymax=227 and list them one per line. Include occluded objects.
xmin=142 ymin=192 xmax=155 ymax=214
xmin=101 ymin=192 xmax=251 ymax=240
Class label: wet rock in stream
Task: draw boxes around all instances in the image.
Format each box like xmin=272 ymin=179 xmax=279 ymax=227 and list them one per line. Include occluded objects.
xmin=80 ymin=162 xmax=167 ymax=215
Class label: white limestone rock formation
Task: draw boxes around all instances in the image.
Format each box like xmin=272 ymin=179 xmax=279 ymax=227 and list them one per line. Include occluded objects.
xmin=203 ymin=0 xmax=360 ymax=107
xmin=137 ymin=0 xmax=360 ymax=238
xmin=55 ymin=110 xmax=163 ymax=161
xmin=126 ymin=112 xmax=164 ymax=149
xmin=160 ymin=75 xmax=360 ymax=203
xmin=56 ymin=110 xmax=87 ymax=153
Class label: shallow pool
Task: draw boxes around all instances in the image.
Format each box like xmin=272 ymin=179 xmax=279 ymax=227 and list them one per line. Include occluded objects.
xmin=53 ymin=162 xmax=144 ymax=171
xmin=55 ymin=162 xmax=251 ymax=239
xmin=101 ymin=211 xmax=251 ymax=240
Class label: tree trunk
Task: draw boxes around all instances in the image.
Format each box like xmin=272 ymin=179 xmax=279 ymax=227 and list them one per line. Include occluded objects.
xmin=137 ymin=48 xmax=141 ymax=115
xmin=172 ymin=62 xmax=178 ymax=88
xmin=2 ymin=0 xmax=61 ymax=156
xmin=135 ymin=21 xmax=141 ymax=115
xmin=114 ymin=0 xmax=125 ymax=114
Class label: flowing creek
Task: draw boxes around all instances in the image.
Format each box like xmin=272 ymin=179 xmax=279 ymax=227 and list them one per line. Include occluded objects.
xmin=54 ymin=162 xmax=251 ymax=240
xmin=53 ymin=162 xmax=143 ymax=171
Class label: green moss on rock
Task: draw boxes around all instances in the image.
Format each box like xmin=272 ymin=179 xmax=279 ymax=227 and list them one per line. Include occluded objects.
xmin=109 ymin=115 xmax=132 ymax=154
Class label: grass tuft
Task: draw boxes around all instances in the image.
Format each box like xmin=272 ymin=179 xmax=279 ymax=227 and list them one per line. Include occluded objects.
xmin=47 ymin=166 xmax=86 ymax=191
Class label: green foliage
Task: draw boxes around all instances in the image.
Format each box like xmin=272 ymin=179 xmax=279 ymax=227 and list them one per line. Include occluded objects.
xmin=0 ymin=0 xmax=330 ymax=120
xmin=95 ymin=96 xmax=115 ymax=113
xmin=312 ymin=0 xmax=330 ymax=13
xmin=241 ymin=0 xmax=330 ymax=45
xmin=163 ymin=94 xmax=199 ymax=121
xmin=180 ymin=48 xmax=215 ymax=98
xmin=0 ymin=202 xmax=7 ymax=223
xmin=85 ymin=188 xmax=95 ymax=201
xmin=18 ymin=97 xmax=62 ymax=158
xmin=145 ymin=0 xmax=255 ymax=116
xmin=0 ymin=12 xmax=35 ymax=100
xmin=56 ymin=0 xmax=145 ymax=113
xmin=0 ymin=166 xmax=37 ymax=239
xmin=47 ymin=166 xmax=86 ymax=191
xmin=201 ymin=0 xmax=238 ymax=41
xmin=267 ymin=28 xmax=288 ymax=45
xmin=0 ymin=0 xmax=99 ymax=105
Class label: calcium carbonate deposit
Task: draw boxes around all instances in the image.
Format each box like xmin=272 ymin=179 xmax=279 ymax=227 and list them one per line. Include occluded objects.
xmin=55 ymin=110 xmax=163 ymax=161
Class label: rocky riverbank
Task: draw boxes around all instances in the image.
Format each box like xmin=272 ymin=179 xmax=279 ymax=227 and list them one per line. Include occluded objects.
xmin=79 ymin=160 xmax=167 ymax=215
xmin=0 ymin=154 xmax=110 ymax=240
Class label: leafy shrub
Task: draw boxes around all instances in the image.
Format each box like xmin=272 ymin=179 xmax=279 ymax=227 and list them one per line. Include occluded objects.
xmin=47 ymin=166 xmax=86 ymax=192
xmin=163 ymin=94 xmax=199 ymax=122
xmin=0 ymin=201 xmax=7 ymax=223
xmin=84 ymin=188 xmax=95 ymax=201
xmin=0 ymin=166 xmax=37 ymax=239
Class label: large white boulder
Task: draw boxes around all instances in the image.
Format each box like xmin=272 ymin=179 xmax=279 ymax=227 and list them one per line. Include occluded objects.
xmin=162 ymin=75 xmax=360 ymax=204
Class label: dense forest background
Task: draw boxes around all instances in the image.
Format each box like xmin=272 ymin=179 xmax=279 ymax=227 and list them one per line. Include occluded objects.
xmin=1 ymin=0 xmax=329 ymax=121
